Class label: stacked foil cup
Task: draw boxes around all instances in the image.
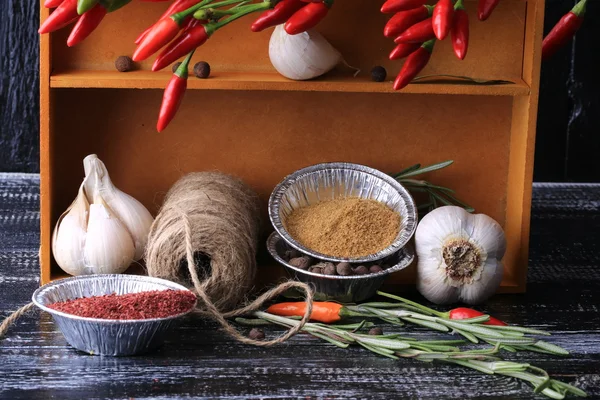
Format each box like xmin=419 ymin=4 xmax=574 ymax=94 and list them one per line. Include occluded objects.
xmin=267 ymin=162 xmax=418 ymax=302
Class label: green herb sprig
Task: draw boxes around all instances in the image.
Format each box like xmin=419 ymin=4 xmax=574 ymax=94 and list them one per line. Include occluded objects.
xmin=392 ymin=160 xmax=474 ymax=213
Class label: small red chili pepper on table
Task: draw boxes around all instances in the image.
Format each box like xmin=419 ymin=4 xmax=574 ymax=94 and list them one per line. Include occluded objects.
xmin=381 ymin=0 xmax=427 ymax=14
xmin=432 ymin=0 xmax=454 ymax=40
xmin=542 ymin=0 xmax=587 ymax=61
xmin=447 ymin=307 xmax=507 ymax=326
xmin=251 ymin=0 xmax=305 ymax=32
xmin=383 ymin=5 xmax=432 ymax=39
xmin=393 ymin=39 xmax=435 ymax=90
xmin=477 ymin=0 xmax=500 ymax=21
xmin=157 ymin=51 xmax=193 ymax=133
xmin=284 ymin=0 xmax=334 ymax=35
xmin=67 ymin=3 xmax=107 ymax=47
xmin=450 ymin=0 xmax=469 ymax=60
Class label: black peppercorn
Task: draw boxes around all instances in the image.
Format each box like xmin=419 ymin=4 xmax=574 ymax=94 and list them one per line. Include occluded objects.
xmin=193 ymin=61 xmax=211 ymax=78
xmin=309 ymin=266 xmax=324 ymax=274
xmin=171 ymin=62 xmax=182 ymax=74
xmin=368 ymin=327 xmax=384 ymax=336
xmin=323 ymin=263 xmax=336 ymax=275
xmin=370 ymin=66 xmax=387 ymax=82
xmin=354 ymin=265 xmax=369 ymax=275
xmin=284 ymin=248 xmax=300 ymax=261
xmin=115 ymin=56 xmax=134 ymax=73
xmin=248 ymin=328 xmax=265 ymax=340
xmin=336 ymin=262 xmax=352 ymax=276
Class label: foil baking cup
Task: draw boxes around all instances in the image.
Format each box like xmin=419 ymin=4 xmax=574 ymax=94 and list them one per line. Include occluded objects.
xmin=267 ymin=232 xmax=415 ymax=302
xmin=269 ymin=162 xmax=418 ymax=263
xmin=32 ymin=274 xmax=197 ymax=356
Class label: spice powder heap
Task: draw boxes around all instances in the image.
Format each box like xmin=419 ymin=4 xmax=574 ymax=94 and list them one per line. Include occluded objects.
xmin=48 ymin=290 xmax=197 ymax=320
xmin=285 ymin=198 xmax=401 ymax=258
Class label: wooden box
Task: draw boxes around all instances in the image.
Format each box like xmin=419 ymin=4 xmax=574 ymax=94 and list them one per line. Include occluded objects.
xmin=39 ymin=0 xmax=544 ymax=292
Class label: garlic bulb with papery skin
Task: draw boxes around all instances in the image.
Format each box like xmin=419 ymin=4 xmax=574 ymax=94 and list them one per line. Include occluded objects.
xmin=83 ymin=154 xmax=153 ymax=260
xmin=52 ymin=154 xmax=153 ymax=276
xmin=269 ymin=25 xmax=341 ymax=80
xmin=415 ymin=206 xmax=506 ymax=305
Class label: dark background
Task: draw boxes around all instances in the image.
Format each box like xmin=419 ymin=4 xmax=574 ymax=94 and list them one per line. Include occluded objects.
xmin=0 ymin=0 xmax=598 ymax=181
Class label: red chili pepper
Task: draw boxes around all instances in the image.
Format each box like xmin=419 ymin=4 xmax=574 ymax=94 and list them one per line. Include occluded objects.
xmin=451 ymin=2 xmax=469 ymax=59
xmin=135 ymin=0 xmax=199 ymax=44
xmin=389 ymin=42 xmax=421 ymax=60
xmin=66 ymin=4 xmax=107 ymax=47
xmin=432 ymin=0 xmax=454 ymax=40
xmin=477 ymin=0 xmax=500 ymax=21
xmin=448 ymin=307 xmax=507 ymax=326
xmin=133 ymin=16 xmax=183 ymax=62
xmin=381 ymin=0 xmax=426 ymax=14
xmin=284 ymin=0 xmax=332 ymax=35
xmin=251 ymin=0 xmax=305 ymax=32
xmin=394 ymin=17 xmax=435 ymax=44
xmin=542 ymin=0 xmax=587 ymax=61
xmin=383 ymin=5 xmax=432 ymax=38
xmin=152 ymin=24 xmax=212 ymax=71
xmin=393 ymin=39 xmax=434 ymax=90
xmin=157 ymin=52 xmax=193 ymax=133
xmin=44 ymin=0 xmax=64 ymax=7
xmin=267 ymin=302 xmax=343 ymax=324
xmin=39 ymin=0 xmax=79 ymax=34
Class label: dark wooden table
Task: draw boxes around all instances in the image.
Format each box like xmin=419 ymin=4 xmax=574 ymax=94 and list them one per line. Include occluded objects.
xmin=0 ymin=175 xmax=599 ymax=400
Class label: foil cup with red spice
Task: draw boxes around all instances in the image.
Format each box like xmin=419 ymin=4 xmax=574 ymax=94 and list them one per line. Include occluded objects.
xmin=32 ymin=275 xmax=197 ymax=356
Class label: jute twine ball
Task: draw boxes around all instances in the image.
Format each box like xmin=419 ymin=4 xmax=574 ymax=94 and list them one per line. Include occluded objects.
xmin=145 ymin=172 xmax=261 ymax=311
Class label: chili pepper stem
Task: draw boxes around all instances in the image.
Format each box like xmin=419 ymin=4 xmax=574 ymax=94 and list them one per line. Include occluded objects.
xmin=175 ymin=50 xmax=194 ymax=78
xmin=454 ymin=0 xmax=465 ymax=10
xmin=571 ymin=0 xmax=587 ymax=17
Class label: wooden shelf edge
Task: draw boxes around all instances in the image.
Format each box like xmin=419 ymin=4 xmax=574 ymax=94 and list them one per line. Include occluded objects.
xmin=50 ymin=70 xmax=531 ymax=96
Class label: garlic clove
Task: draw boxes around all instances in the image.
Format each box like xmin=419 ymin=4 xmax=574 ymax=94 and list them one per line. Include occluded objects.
xmin=416 ymin=257 xmax=460 ymax=305
xmin=459 ymin=259 xmax=504 ymax=305
xmin=52 ymin=184 xmax=89 ymax=276
xmin=83 ymin=200 xmax=136 ymax=275
xmin=83 ymin=154 xmax=154 ymax=260
xmin=269 ymin=25 xmax=342 ymax=81
xmin=470 ymin=214 xmax=507 ymax=260
xmin=415 ymin=206 xmax=472 ymax=253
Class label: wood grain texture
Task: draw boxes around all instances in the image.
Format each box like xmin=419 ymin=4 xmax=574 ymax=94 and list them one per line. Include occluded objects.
xmin=1 ymin=176 xmax=599 ymax=400
xmin=0 ymin=1 xmax=40 ymax=173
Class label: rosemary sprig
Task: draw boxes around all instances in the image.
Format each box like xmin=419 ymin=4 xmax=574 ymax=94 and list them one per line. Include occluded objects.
xmin=391 ymin=160 xmax=474 ymax=213
xmin=235 ymin=313 xmax=586 ymax=399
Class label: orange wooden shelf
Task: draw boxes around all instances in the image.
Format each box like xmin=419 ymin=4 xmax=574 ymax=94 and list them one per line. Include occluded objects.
xmin=50 ymin=70 xmax=530 ymax=96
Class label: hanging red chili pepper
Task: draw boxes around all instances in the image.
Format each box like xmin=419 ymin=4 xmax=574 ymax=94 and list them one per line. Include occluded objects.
xmin=389 ymin=42 xmax=421 ymax=60
xmin=383 ymin=5 xmax=432 ymax=39
xmin=133 ymin=14 xmax=187 ymax=62
xmin=542 ymin=0 xmax=587 ymax=61
xmin=39 ymin=0 xmax=79 ymax=34
xmin=393 ymin=39 xmax=435 ymax=90
xmin=477 ymin=0 xmax=500 ymax=21
xmin=450 ymin=0 xmax=469 ymax=60
xmin=152 ymin=24 xmax=214 ymax=71
xmin=394 ymin=17 xmax=435 ymax=44
xmin=251 ymin=0 xmax=305 ymax=32
xmin=44 ymin=0 xmax=64 ymax=7
xmin=157 ymin=51 xmax=193 ymax=133
xmin=135 ymin=0 xmax=199 ymax=44
xmin=432 ymin=0 xmax=454 ymax=40
xmin=381 ymin=0 xmax=427 ymax=14
xmin=447 ymin=308 xmax=507 ymax=326
xmin=284 ymin=0 xmax=333 ymax=35
xmin=67 ymin=4 xmax=107 ymax=47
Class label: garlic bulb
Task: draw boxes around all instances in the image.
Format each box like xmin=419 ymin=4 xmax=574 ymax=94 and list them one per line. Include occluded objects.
xmin=415 ymin=206 xmax=506 ymax=305
xmin=52 ymin=154 xmax=154 ymax=276
xmin=269 ymin=25 xmax=341 ymax=81
xmin=83 ymin=154 xmax=153 ymax=260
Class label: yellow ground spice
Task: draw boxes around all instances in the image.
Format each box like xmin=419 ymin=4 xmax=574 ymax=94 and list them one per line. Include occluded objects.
xmin=285 ymin=198 xmax=401 ymax=258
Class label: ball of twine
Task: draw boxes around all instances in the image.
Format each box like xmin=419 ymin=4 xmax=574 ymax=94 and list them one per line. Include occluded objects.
xmin=145 ymin=172 xmax=313 ymax=346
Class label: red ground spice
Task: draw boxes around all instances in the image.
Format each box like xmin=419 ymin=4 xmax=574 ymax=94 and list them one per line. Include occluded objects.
xmin=47 ymin=290 xmax=197 ymax=320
